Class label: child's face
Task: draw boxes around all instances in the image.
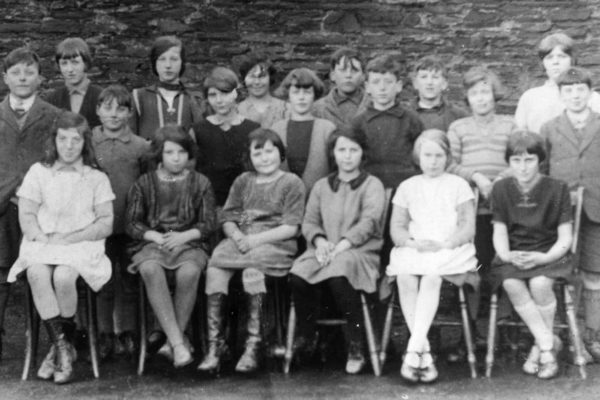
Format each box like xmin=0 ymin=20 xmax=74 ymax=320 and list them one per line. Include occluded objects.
xmin=58 ymin=55 xmax=86 ymax=86
xmin=288 ymin=84 xmax=315 ymax=116
xmin=162 ymin=140 xmax=189 ymax=175
xmin=412 ymin=68 xmax=447 ymax=102
xmin=366 ymin=72 xmax=402 ymax=109
xmin=244 ymin=64 xmax=270 ymax=99
xmin=333 ymin=136 xmax=362 ymax=174
xmin=419 ymin=139 xmax=447 ymax=178
xmin=330 ymin=57 xmax=364 ymax=95
xmin=467 ymin=80 xmax=495 ymax=117
xmin=543 ymin=46 xmax=572 ymax=82
xmin=97 ymin=98 xmax=132 ymax=132
xmin=56 ymin=127 xmax=84 ymax=165
xmin=509 ymin=152 xmax=540 ymax=187
xmin=250 ymin=139 xmax=281 ymax=177
xmin=3 ymin=62 xmax=41 ymax=99
xmin=156 ymin=46 xmax=182 ymax=84
xmin=207 ymin=87 xmax=237 ymax=116
xmin=560 ymin=83 xmax=591 ymax=114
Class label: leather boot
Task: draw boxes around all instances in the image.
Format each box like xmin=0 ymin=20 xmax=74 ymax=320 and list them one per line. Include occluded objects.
xmin=44 ymin=317 xmax=74 ymax=384
xmin=235 ymin=293 xmax=265 ymax=373
xmin=37 ymin=320 xmax=58 ymax=379
xmin=197 ymin=293 xmax=228 ymax=373
xmin=0 ymin=283 xmax=10 ymax=361
xmin=61 ymin=317 xmax=78 ymax=362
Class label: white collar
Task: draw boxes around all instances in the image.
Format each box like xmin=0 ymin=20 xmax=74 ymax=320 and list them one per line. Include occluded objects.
xmin=9 ymin=93 xmax=36 ymax=112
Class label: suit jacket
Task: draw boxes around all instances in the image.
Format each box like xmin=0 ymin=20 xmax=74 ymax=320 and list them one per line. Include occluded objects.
xmin=271 ymin=117 xmax=335 ymax=192
xmin=540 ymin=111 xmax=600 ymax=222
xmin=43 ymin=83 xmax=103 ymax=129
xmin=0 ymin=96 xmax=62 ymax=214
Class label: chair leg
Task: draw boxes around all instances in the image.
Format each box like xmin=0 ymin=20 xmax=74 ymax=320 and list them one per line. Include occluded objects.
xmin=283 ymin=301 xmax=296 ymax=374
xmin=486 ymin=292 xmax=498 ymax=378
xmin=564 ymin=284 xmax=587 ymax=379
xmin=22 ymin=283 xmax=39 ymax=381
xmin=458 ymin=286 xmax=477 ymax=378
xmin=86 ymin=288 xmax=100 ymax=379
xmin=137 ymin=278 xmax=147 ymax=376
xmin=361 ymin=293 xmax=381 ymax=377
xmin=379 ymin=289 xmax=396 ymax=369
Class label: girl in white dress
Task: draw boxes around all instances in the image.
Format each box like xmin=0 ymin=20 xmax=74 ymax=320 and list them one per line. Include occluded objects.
xmin=8 ymin=112 xmax=115 ymax=384
xmin=387 ymin=129 xmax=477 ymax=383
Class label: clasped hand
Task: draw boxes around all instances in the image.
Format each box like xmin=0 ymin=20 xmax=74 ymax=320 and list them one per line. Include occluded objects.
xmin=148 ymin=231 xmax=191 ymax=251
xmin=505 ymin=251 xmax=546 ymax=270
xmin=232 ymin=232 xmax=258 ymax=254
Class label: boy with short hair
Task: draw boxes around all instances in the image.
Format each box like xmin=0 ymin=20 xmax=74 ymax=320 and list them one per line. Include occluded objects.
xmin=0 ymin=47 xmax=62 ymax=357
xmin=351 ymin=54 xmax=424 ymax=189
xmin=411 ymin=55 xmax=468 ymax=131
xmin=44 ymin=37 xmax=103 ymax=129
xmin=92 ymin=85 xmax=151 ymax=358
xmin=312 ymin=47 xmax=369 ymax=127
xmin=540 ymin=67 xmax=600 ymax=362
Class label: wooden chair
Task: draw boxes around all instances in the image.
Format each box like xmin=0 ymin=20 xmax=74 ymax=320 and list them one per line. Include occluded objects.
xmin=379 ymin=188 xmax=480 ymax=378
xmin=22 ymin=279 xmax=100 ymax=380
xmin=485 ymin=186 xmax=586 ymax=379
xmin=280 ymin=188 xmax=392 ymax=376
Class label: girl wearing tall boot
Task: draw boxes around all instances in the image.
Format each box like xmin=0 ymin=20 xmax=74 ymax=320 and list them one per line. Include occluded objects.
xmin=289 ymin=127 xmax=385 ymax=374
xmin=8 ymin=112 xmax=115 ymax=384
xmin=198 ymin=128 xmax=305 ymax=374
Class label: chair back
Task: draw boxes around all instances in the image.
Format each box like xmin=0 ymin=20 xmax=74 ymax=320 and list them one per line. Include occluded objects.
xmin=571 ymin=186 xmax=585 ymax=255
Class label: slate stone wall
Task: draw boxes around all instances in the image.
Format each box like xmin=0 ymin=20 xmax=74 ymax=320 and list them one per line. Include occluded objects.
xmin=0 ymin=0 xmax=599 ymax=112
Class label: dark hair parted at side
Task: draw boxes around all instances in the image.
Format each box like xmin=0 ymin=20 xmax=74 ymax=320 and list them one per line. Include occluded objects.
xmin=149 ymin=125 xmax=196 ymax=168
xmin=276 ymin=67 xmax=325 ymax=100
xmin=366 ymin=54 xmax=404 ymax=80
xmin=237 ymin=52 xmax=277 ymax=82
xmin=463 ymin=66 xmax=506 ymax=101
xmin=412 ymin=55 xmax=447 ymax=79
xmin=3 ymin=47 xmax=41 ymax=73
xmin=203 ymin=66 xmax=240 ymax=97
xmin=42 ymin=111 xmax=100 ymax=169
xmin=329 ymin=47 xmax=364 ymax=71
xmin=55 ymin=37 xmax=93 ymax=70
xmin=537 ymin=32 xmax=575 ymax=62
xmin=97 ymin=84 xmax=133 ymax=110
xmin=150 ymin=36 xmax=186 ymax=77
xmin=245 ymin=128 xmax=286 ymax=171
xmin=505 ymin=131 xmax=547 ymax=163
xmin=327 ymin=125 xmax=369 ymax=171
xmin=557 ymin=66 xmax=593 ymax=89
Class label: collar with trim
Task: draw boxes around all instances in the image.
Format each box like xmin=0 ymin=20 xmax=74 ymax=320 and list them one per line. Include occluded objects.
xmin=327 ymin=170 xmax=369 ymax=192
xmin=52 ymin=159 xmax=86 ymax=174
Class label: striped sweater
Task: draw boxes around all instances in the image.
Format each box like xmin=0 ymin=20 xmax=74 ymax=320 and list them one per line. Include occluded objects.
xmin=447 ymin=114 xmax=516 ymax=182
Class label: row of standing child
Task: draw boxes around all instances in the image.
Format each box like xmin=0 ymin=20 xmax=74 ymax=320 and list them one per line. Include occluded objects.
xmin=0 ymin=29 xmax=599 ymax=385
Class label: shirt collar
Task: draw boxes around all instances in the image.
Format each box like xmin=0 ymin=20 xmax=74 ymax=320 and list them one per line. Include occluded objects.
xmin=66 ymin=77 xmax=90 ymax=96
xmin=93 ymin=125 xmax=133 ymax=143
xmin=412 ymin=98 xmax=447 ymax=113
xmin=327 ymin=170 xmax=369 ymax=192
xmin=52 ymin=159 xmax=86 ymax=174
xmin=9 ymin=93 xmax=36 ymax=112
xmin=366 ymin=101 xmax=406 ymax=120
xmin=331 ymin=87 xmax=364 ymax=106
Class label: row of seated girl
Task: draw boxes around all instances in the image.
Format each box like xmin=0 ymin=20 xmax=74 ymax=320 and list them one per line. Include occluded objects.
xmin=6 ymin=105 xmax=571 ymax=385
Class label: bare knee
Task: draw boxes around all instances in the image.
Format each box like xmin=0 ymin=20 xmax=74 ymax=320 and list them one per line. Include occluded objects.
xmin=419 ymin=275 xmax=442 ymax=291
xmin=176 ymin=262 xmax=201 ymax=286
xmin=138 ymin=261 xmax=163 ymax=281
xmin=53 ymin=265 xmax=79 ymax=288
xmin=503 ymin=278 xmax=530 ymax=305
xmin=529 ymin=276 xmax=555 ymax=305
xmin=396 ymin=274 xmax=419 ymax=293
xmin=26 ymin=264 xmax=51 ymax=284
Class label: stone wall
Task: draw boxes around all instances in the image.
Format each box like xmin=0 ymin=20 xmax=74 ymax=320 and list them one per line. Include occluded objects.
xmin=0 ymin=0 xmax=599 ymax=112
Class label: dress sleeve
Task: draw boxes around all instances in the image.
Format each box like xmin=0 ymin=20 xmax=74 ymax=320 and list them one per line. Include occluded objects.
xmin=301 ymin=180 xmax=326 ymax=244
xmin=125 ymin=179 xmax=151 ymax=240
xmin=280 ymin=175 xmax=306 ymax=226
xmin=455 ymin=177 xmax=475 ymax=205
xmin=446 ymin=122 xmax=475 ymax=181
xmin=194 ymin=176 xmax=217 ymax=239
xmin=94 ymin=172 xmax=116 ymax=205
xmin=342 ymin=177 xmax=386 ymax=247
xmin=220 ymin=174 xmax=247 ymax=224
xmin=490 ymin=181 xmax=509 ymax=224
xmin=557 ymin=181 xmax=573 ymax=225
xmin=514 ymin=91 xmax=529 ymax=131
xmin=16 ymin=164 xmax=43 ymax=204
xmin=392 ymin=181 xmax=410 ymax=209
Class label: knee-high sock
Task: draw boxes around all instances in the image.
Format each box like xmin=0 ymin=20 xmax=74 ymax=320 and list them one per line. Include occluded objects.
xmin=583 ymin=289 xmax=600 ymax=330
xmin=514 ymin=301 xmax=553 ymax=350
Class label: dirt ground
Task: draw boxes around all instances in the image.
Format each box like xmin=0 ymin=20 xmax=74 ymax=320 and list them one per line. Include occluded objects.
xmin=1 ymin=281 xmax=599 ymax=400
